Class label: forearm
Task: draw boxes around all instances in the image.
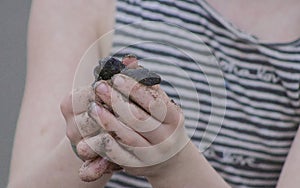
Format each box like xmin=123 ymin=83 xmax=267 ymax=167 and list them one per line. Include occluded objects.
xmin=8 ymin=137 xmax=111 ymax=188
xmin=8 ymin=0 xmax=115 ymax=186
xmin=147 ymin=142 xmax=230 ymax=188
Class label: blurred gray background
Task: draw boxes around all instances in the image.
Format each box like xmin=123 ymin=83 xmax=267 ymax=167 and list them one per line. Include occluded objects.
xmin=0 ymin=0 xmax=31 ymax=187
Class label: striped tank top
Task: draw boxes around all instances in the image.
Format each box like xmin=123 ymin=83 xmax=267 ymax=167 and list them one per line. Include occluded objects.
xmin=105 ymin=0 xmax=300 ymax=187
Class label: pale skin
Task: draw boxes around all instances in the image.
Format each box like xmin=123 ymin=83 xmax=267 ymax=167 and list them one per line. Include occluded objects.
xmin=7 ymin=0 xmax=300 ymax=188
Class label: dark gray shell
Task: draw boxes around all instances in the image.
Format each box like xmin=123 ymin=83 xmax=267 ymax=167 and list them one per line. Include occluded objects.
xmin=121 ymin=68 xmax=161 ymax=86
xmin=94 ymin=57 xmax=125 ymax=81
xmin=94 ymin=56 xmax=161 ymax=86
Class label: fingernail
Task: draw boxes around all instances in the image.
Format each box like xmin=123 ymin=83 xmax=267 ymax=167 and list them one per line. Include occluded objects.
xmin=93 ymin=81 xmax=100 ymax=90
xmin=91 ymin=102 xmax=101 ymax=115
xmin=96 ymin=82 xmax=108 ymax=94
xmin=113 ymin=75 xmax=125 ymax=86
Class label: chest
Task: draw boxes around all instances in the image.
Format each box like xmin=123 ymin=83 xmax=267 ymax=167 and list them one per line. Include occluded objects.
xmin=205 ymin=0 xmax=300 ymax=44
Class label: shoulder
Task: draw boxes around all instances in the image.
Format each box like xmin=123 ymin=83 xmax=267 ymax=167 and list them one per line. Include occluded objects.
xmin=30 ymin=0 xmax=116 ymax=35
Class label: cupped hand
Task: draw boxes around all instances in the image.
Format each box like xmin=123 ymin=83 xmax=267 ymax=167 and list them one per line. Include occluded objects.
xmin=82 ymin=73 xmax=190 ymax=178
xmin=60 ymin=86 xmax=121 ymax=182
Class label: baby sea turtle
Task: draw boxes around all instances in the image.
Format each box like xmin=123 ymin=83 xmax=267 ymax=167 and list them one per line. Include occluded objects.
xmin=93 ymin=55 xmax=161 ymax=86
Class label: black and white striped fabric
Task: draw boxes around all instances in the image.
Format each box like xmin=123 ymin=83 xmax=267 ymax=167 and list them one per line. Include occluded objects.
xmin=105 ymin=0 xmax=300 ymax=187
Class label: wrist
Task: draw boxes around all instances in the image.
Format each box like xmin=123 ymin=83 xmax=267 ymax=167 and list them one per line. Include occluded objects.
xmin=146 ymin=142 xmax=230 ymax=188
xmin=146 ymin=141 xmax=198 ymax=187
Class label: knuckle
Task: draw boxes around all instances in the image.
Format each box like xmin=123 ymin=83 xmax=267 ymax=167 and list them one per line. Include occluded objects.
xmin=74 ymin=86 xmax=95 ymax=100
xmin=123 ymin=136 xmax=137 ymax=146
xmin=60 ymin=93 xmax=73 ymax=117
xmin=76 ymin=113 xmax=100 ymax=137
xmin=66 ymin=128 xmax=75 ymax=141
xmin=124 ymin=117 xmax=135 ymax=126
xmin=66 ymin=126 xmax=80 ymax=143
xmin=76 ymin=140 xmax=97 ymax=159
xmin=101 ymin=133 xmax=113 ymax=142
xmin=178 ymin=112 xmax=185 ymax=126
xmin=76 ymin=140 xmax=86 ymax=153
xmin=99 ymin=133 xmax=114 ymax=147
xmin=72 ymin=87 xmax=96 ymax=114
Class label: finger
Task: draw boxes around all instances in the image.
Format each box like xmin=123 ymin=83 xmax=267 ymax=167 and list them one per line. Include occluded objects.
xmin=66 ymin=109 xmax=102 ymax=144
xmin=74 ymin=110 xmax=102 ymax=138
xmin=110 ymin=90 xmax=172 ymax=144
xmin=112 ymin=95 xmax=161 ymax=133
xmin=95 ymin=82 xmax=161 ymax=133
xmin=79 ymin=157 xmax=111 ymax=182
xmin=122 ymin=54 xmax=139 ymax=68
xmin=94 ymin=81 xmax=112 ymax=107
xmin=95 ymin=84 xmax=172 ymax=144
xmin=94 ymin=80 xmax=183 ymax=144
xmin=94 ymin=81 xmax=166 ymax=140
xmin=76 ymin=139 xmax=98 ymax=160
xmin=66 ymin=117 xmax=83 ymax=144
xmin=111 ymin=74 xmax=182 ymax=124
xmin=61 ymin=86 xmax=96 ymax=121
xmin=89 ymin=133 xmax=143 ymax=167
xmin=89 ymin=103 xmax=151 ymax=147
xmin=96 ymin=132 xmax=189 ymax=168
xmin=67 ymin=86 xmax=96 ymax=115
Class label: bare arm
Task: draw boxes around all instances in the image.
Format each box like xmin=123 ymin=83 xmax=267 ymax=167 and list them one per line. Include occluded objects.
xmin=147 ymin=142 xmax=230 ymax=188
xmin=277 ymin=127 xmax=300 ymax=188
xmin=9 ymin=0 xmax=300 ymax=187
xmin=8 ymin=0 xmax=115 ymax=187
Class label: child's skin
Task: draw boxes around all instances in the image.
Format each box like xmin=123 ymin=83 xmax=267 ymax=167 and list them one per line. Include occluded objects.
xmin=8 ymin=0 xmax=300 ymax=188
